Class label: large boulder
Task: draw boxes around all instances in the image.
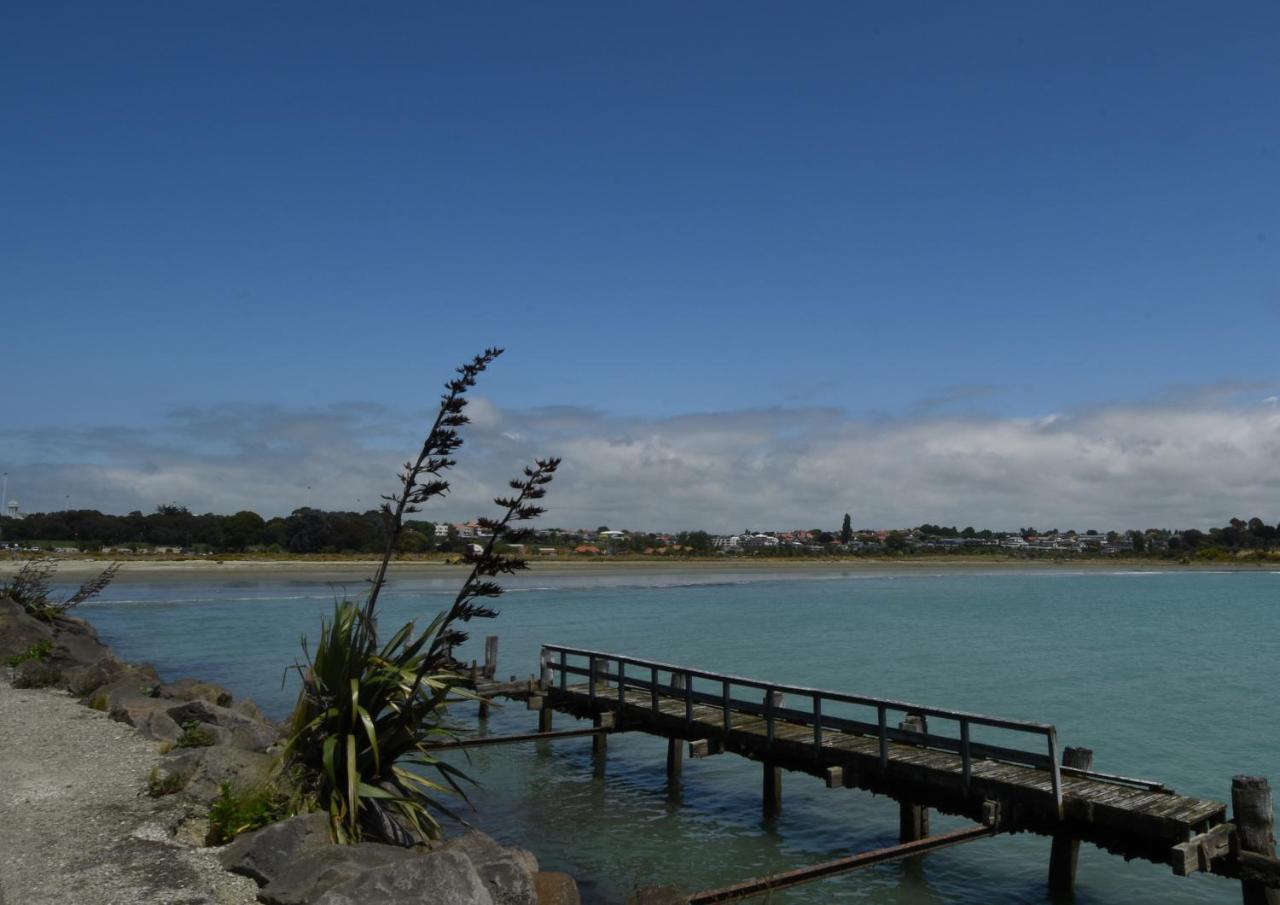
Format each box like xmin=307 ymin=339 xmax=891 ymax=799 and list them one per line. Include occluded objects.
xmin=534 ymin=873 xmax=581 ymax=905
xmin=63 ymin=655 xmax=127 ymax=696
xmin=153 ymin=745 xmax=277 ymax=803
xmin=157 ymin=677 xmax=234 ymax=707
xmin=166 ymin=699 xmax=278 ymax=752
xmin=444 ymin=831 xmax=539 ymax=905
xmin=0 ymin=598 xmax=54 ymax=660
xmin=218 ymin=812 xmax=333 ymax=886
xmin=258 ymin=843 xmax=416 ymax=905
xmin=312 ymin=848 xmax=495 ymax=905
xmin=12 ymin=658 xmax=61 ymax=689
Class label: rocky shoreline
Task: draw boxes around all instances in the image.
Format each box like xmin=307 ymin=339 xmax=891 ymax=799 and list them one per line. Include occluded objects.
xmin=0 ymin=596 xmax=581 ymax=905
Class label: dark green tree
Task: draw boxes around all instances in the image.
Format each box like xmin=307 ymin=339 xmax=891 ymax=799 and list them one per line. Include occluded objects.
xmin=840 ymin=513 xmax=852 ymax=544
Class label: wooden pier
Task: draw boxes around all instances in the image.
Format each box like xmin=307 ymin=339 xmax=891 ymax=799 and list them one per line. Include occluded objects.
xmin=465 ymin=640 xmax=1280 ymax=902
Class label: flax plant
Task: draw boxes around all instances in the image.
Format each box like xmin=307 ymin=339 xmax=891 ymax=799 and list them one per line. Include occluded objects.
xmin=281 ymin=349 xmax=560 ymax=844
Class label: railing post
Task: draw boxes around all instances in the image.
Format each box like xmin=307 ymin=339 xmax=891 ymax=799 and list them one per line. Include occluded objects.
xmin=813 ymin=694 xmax=823 ymax=753
xmin=765 ymin=687 xmax=776 ymax=744
xmin=722 ymin=679 xmax=732 ymax=733
xmin=1048 ymin=746 xmax=1093 ymax=896
xmin=1047 ymin=728 xmax=1063 ymax=817
xmin=588 ymin=657 xmax=597 ymax=705
xmin=539 ymin=647 xmax=552 ymax=689
xmin=559 ymin=649 xmax=567 ymax=691
xmin=650 ymin=666 xmax=659 ymax=712
xmin=618 ymin=660 xmax=626 ymax=706
xmin=878 ymin=705 xmax=888 ymax=771
xmin=484 ymin=635 xmax=499 ymax=680
xmin=960 ymin=719 xmax=971 ymax=791
xmin=684 ymin=670 xmax=693 ymax=725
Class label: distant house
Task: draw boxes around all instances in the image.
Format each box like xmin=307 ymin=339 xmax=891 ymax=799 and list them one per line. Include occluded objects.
xmin=574 ymin=545 xmax=602 ymax=555
xmin=741 ymin=534 xmax=779 ymax=548
xmin=598 ymin=529 xmax=626 ymax=540
xmin=713 ymin=535 xmax=741 ymax=550
xmin=433 ymin=524 xmax=450 ymax=538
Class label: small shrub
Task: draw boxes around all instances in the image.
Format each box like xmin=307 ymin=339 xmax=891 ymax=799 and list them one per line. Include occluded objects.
xmin=1 ymin=558 xmax=120 ymax=622
xmin=147 ymin=766 xmax=187 ymax=797
xmin=176 ymin=720 xmax=217 ymax=748
xmin=206 ymin=782 xmax=290 ymax=846
xmin=87 ymin=693 xmax=110 ymax=711
xmin=5 ymin=639 xmax=54 ymax=667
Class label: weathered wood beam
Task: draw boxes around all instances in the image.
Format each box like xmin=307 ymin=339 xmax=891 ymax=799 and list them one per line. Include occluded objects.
xmin=687 ymin=824 xmax=998 ymax=903
xmin=424 ymin=726 xmax=611 ymax=750
xmin=690 ymin=738 xmax=724 ymax=758
xmin=1171 ymin=823 xmax=1235 ymax=877
xmin=1049 ymin=746 xmax=1094 ymax=894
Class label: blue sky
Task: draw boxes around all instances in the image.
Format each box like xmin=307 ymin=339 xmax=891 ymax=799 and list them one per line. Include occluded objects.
xmin=3 ymin=3 xmax=1278 ymax=526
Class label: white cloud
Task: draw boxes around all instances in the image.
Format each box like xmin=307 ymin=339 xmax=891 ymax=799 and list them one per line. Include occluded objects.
xmin=5 ymin=396 xmax=1280 ymax=532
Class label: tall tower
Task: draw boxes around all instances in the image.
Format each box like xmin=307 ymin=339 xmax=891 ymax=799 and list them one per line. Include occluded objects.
xmin=6 ymin=500 xmax=18 ymax=520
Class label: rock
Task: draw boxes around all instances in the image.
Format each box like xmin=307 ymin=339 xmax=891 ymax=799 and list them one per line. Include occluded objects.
xmin=258 ymin=843 xmax=415 ymax=904
xmin=0 ymin=598 xmax=55 ymax=660
xmin=534 ymin=872 xmax=581 ymax=905
xmin=12 ymin=659 xmax=62 ymax=689
xmin=167 ymin=700 xmax=278 ymax=752
xmin=158 ymin=745 xmax=277 ymax=803
xmin=145 ymin=709 xmax=183 ymax=743
xmin=312 ymin=848 xmax=495 ymax=905
xmin=63 ymin=655 xmax=126 ymax=696
xmin=445 ymin=831 xmax=539 ymax=905
xmin=230 ymin=697 xmax=266 ymax=723
xmin=47 ymin=614 xmax=116 ymax=667
xmin=157 ymin=677 xmax=234 ymax=707
xmin=218 ymin=812 xmax=333 ymax=886
xmin=626 ymin=886 xmax=689 ymax=905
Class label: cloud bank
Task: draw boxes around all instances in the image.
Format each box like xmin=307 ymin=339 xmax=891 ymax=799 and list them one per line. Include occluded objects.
xmin=6 ymin=396 xmax=1280 ymax=532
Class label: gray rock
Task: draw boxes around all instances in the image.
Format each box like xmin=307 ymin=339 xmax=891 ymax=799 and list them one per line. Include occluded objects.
xmin=312 ymin=848 xmax=495 ymax=905
xmin=534 ymin=872 xmax=581 ymax=905
xmin=230 ymin=697 xmax=267 ymax=723
xmin=12 ymin=659 xmax=61 ymax=689
xmin=259 ymin=842 xmax=415 ymax=904
xmin=218 ymin=811 xmax=332 ymax=886
xmin=157 ymin=677 xmax=234 ymax=707
xmin=0 ymin=598 xmax=55 ymax=660
xmin=145 ymin=709 xmax=183 ymax=743
xmin=63 ymin=655 xmax=126 ymax=696
xmin=159 ymin=745 xmax=277 ymax=803
xmin=167 ymin=699 xmax=278 ymax=751
xmin=445 ymin=831 xmax=539 ymax=905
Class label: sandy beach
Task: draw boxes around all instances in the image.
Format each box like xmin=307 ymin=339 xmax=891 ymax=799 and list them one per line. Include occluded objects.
xmin=1 ymin=554 xmax=1271 ymax=580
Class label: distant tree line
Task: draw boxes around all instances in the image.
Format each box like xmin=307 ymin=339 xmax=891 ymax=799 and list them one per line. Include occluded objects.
xmin=0 ymin=506 xmax=1276 ymax=558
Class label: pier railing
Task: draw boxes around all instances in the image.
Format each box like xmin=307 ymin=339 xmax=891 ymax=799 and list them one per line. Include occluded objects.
xmin=540 ymin=644 xmax=1063 ymax=809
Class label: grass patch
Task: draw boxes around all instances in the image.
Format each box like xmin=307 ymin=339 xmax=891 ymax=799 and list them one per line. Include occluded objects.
xmin=147 ymin=766 xmax=187 ymax=797
xmin=5 ymin=639 xmax=54 ymax=667
xmin=175 ymin=720 xmax=217 ymax=748
xmin=206 ymin=783 xmax=291 ymax=846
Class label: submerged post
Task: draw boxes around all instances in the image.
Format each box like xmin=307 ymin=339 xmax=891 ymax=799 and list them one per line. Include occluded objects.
xmin=667 ymin=673 xmax=685 ymax=782
xmin=898 ymin=715 xmax=929 ymax=843
xmin=1232 ymin=776 xmax=1280 ymax=905
xmin=1048 ymin=746 xmax=1093 ymax=896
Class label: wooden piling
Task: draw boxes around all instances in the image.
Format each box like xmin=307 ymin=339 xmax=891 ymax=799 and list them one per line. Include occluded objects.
xmin=1048 ymin=746 xmax=1093 ymax=895
xmin=898 ymin=715 xmax=930 ymax=843
xmin=539 ymin=699 xmax=554 ymax=732
xmin=593 ymin=713 xmax=608 ymax=756
xmin=483 ymin=635 xmax=499 ymax=679
xmin=667 ymin=673 xmax=685 ymax=781
xmin=763 ymin=690 xmax=784 ymax=817
xmin=1232 ymin=776 xmax=1280 ymax=905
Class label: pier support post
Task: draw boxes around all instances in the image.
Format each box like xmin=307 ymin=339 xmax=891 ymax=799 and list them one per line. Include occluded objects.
xmin=478 ymin=697 xmax=491 ymax=721
xmin=1048 ymin=746 xmax=1093 ymax=896
xmin=592 ymin=713 xmax=608 ymax=757
xmin=483 ymin=635 xmax=498 ymax=680
xmin=1232 ymin=776 xmax=1280 ymax=905
xmin=538 ymin=701 xmax=554 ymax=733
xmin=666 ymin=673 xmax=685 ymax=783
xmin=763 ymin=762 xmax=782 ymax=817
xmin=898 ymin=715 xmax=929 ymax=843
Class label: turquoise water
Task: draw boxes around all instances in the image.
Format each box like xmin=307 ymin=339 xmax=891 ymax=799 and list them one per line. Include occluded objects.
xmin=74 ymin=566 xmax=1278 ymax=904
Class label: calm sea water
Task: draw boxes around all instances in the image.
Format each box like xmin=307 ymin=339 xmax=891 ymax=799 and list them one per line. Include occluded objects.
xmin=71 ymin=566 xmax=1279 ymax=904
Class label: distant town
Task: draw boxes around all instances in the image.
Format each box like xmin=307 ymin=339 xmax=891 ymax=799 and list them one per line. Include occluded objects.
xmin=1 ymin=502 xmax=1277 ymax=562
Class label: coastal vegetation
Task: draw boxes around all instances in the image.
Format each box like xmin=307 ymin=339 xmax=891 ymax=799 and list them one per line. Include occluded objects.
xmin=280 ymin=349 xmax=560 ymax=845
xmin=0 ymin=556 xmax=120 ymax=621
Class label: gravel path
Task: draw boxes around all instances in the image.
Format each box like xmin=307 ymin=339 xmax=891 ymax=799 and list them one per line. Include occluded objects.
xmin=0 ymin=677 xmax=259 ymax=905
